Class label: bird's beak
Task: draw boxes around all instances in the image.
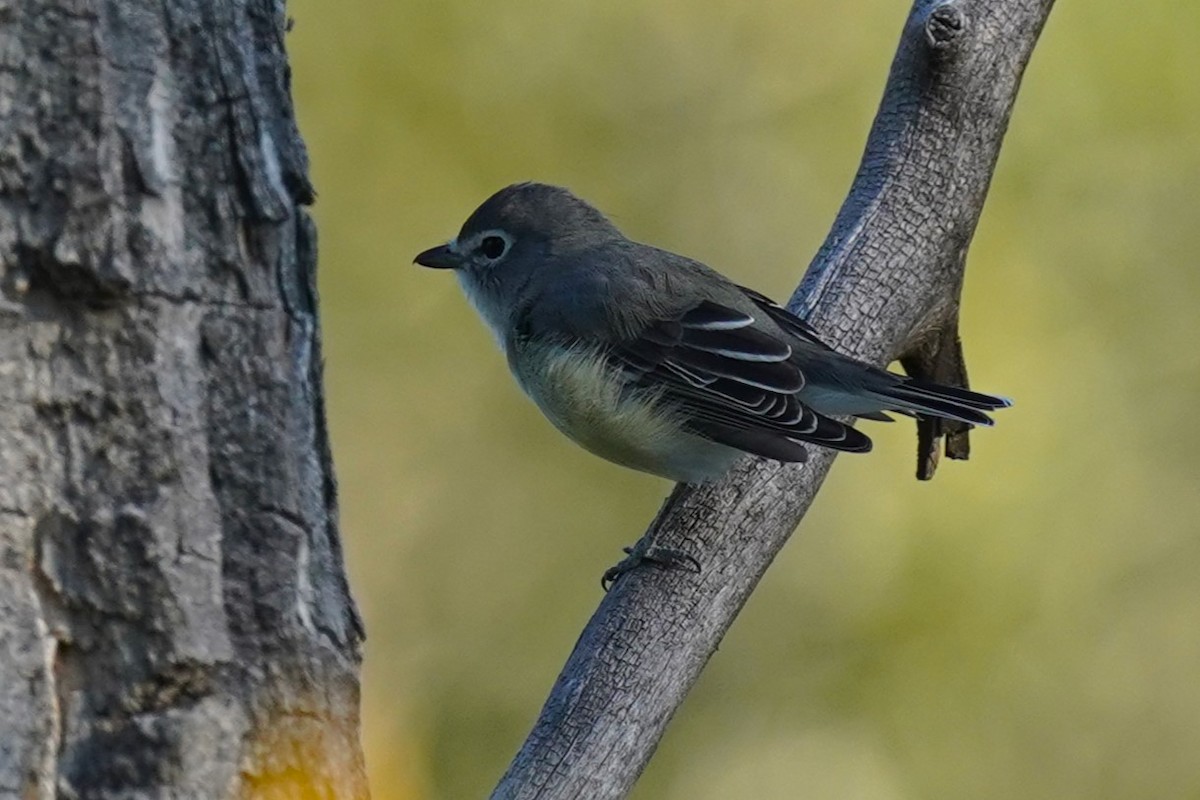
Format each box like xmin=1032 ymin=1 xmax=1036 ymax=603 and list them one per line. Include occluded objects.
xmin=413 ymin=243 xmax=462 ymax=270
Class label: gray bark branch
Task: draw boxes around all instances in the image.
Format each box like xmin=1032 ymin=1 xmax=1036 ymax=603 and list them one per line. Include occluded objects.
xmin=491 ymin=1 xmax=1055 ymax=798
xmin=0 ymin=1 xmax=367 ymax=797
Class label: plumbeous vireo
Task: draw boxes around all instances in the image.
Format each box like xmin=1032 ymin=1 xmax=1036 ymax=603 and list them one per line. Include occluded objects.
xmin=415 ymin=182 xmax=1009 ymax=484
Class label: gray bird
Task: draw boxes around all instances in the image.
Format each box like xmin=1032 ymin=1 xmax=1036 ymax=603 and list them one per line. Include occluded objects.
xmin=415 ymin=182 xmax=1009 ymax=483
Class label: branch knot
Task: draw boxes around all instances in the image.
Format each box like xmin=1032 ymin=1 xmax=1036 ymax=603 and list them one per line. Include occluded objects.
xmin=925 ymin=4 xmax=967 ymax=51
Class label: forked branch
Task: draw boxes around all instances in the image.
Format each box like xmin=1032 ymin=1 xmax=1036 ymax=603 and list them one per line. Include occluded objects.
xmin=492 ymin=1 xmax=1055 ymax=797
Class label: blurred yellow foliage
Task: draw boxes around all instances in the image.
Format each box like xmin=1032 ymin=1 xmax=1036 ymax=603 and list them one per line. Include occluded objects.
xmin=289 ymin=0 xmax=1200 ymax=797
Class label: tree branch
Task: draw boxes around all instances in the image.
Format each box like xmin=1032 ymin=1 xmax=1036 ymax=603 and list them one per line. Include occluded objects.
xmin=490 ymin=1 xmax=1055 ymax=797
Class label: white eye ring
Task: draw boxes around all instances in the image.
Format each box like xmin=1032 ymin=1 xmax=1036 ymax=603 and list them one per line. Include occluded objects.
xmin=476 ymin=230 xmax=511 ymax=261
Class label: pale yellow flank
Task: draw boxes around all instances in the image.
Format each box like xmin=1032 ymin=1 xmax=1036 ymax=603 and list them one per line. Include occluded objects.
xmin=510 ymin=340 xmax=740 ymax=482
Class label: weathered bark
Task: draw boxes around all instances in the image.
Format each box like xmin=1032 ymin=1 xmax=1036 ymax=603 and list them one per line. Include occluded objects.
xmin=0 ymin=2 xmax=366 ymax=797
xmin=491 ymin=1 xmax=1054 ymax=798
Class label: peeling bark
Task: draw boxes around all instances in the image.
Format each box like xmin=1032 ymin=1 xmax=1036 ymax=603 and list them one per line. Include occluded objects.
xmin=0 ymin=2 xmax=366 ymax=797
xmin=490 ymin=1 xmax=1055 ymax=798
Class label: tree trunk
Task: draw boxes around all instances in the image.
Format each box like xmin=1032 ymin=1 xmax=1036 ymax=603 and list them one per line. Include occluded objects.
xmin=491 ymin=1 xmax=1055 ymax=798
xmin=0 ymin=2 xmax=367 ymax=797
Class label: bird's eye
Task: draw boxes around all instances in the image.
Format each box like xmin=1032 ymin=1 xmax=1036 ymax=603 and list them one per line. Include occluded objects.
xmin=479 ymin=235 xmax=508 ymax=260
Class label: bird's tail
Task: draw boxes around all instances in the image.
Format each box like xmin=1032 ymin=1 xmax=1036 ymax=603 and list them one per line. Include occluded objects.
xmin=871 ymin=378 xmax=1012 ymax=427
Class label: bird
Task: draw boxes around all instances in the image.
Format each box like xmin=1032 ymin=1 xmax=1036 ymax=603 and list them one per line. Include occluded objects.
xmin=414 ymin=182 xmax=1009 ymax=484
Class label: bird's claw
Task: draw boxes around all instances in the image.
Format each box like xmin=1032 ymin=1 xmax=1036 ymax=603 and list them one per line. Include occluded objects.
xmin=601 ymin=542 xmax=701 ymax=591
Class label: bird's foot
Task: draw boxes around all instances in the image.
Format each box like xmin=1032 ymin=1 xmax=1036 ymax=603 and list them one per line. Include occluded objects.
xmin=601 ymin=540 xmax=701 ymax=592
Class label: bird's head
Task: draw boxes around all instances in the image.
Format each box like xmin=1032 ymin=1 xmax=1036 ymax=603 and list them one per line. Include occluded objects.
xmin=414 ymin=182 xmax=623 ymax=342
xmin=414 ymin=182 xmax=620 ymax=277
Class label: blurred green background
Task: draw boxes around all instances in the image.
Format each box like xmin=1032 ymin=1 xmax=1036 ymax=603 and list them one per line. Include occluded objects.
xmin=288 ymin=1 xmax=1200 ymax=797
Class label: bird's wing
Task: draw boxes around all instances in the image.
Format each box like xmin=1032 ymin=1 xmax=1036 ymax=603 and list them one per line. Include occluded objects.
xmin=608 ymin=299 xmax=872 ymax=457
xmin=735 ymin=285 xmax=835 ymax=351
